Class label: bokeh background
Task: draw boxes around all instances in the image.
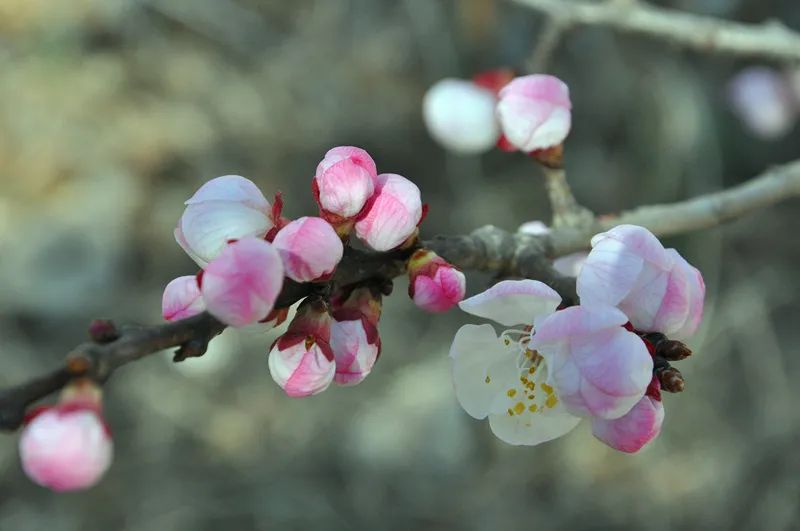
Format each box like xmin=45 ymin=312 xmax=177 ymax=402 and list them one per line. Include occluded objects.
xmin=1 ymin=0 xmax=799 ymax=529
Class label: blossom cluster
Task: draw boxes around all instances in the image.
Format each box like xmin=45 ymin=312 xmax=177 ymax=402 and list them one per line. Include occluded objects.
xmin=450 ymin=224 xmax=704 ymax=452
xmin=163 ymin=146 xmax=466 ymax=396
xmin=423 ymin=70 xmax=572 ymax=156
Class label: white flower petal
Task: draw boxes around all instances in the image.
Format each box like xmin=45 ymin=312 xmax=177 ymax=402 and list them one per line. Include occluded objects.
xmin=576 ymin=239 xmax=645 ymax=306
xmin=458 ymin=279 xmax=561 ymax=327
xmin=185 ymin=175 xmax=270 ymax=211
xmin=449 ymin=324 xmax=519 ymax=419
xmin=488 ymin=406 xmax=580 ymax=446
xmin=181 ymin=201 xmax=271 ymax=263
xmin=174 ymin=227 xmax=208 ymax=268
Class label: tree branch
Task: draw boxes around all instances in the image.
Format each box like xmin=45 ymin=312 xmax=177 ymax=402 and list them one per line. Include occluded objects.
xmin=2 ymin=158 xmax=799 ymax=432
xmin=546 ymin=158 xmax=800 ymax=255
xmin=512 ymin=0 xmax=800 ymax=62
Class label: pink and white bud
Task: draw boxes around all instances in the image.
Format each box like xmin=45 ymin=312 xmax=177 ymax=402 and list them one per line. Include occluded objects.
xmin=201 ymin=237 xmax=284 ymax=327
xmin=313 ymin=146 xmax=378 ymax=220
xmin=649 ymin=249 xmax=705 ymax=339
xmin=727 ymin=67 xmax=797 ymax=139
xmin=271 ymin=217 xmax=343 ymax=282
xmin=330 ymin=319 xmax=380 ymax=386
xmin=530 ymin=305 xmax=653 ymax=420
xmin=422 ymin=79 xmax=500 ymax=154
xmin=592 ymin=395 xmax=664 ymax=453
xmin=577 ymin=225 xmax=705 ymax=339
xmin=162 ymin=275 xmax=205 ymax=321
xmin=355 ymin=173 xmax=423 ymax=251
xmin=176 ymin=175 xmax=273 ymax=266
xmin=496 ymin=74 xmax=572 ymax=153
xmin=19 ymin=383 xmax=112 ymax=492
xmin=407 ymin=249 xmax=466 ymax=313
xmin=268 ymin=299 xmax=335 ymax=397
xmin=330 ymin=285 xmax=384 ymax=385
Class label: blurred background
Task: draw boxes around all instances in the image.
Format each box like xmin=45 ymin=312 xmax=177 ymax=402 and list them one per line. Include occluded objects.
xmin=1 ymin=0 xmax=799 ymax=529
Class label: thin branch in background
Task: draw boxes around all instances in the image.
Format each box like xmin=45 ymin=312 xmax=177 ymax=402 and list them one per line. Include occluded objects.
xmin=512 ymin=0 xmax=800 ymax=62
xmin=540 ymin=165 xmax=594 ymax=228
xmin=547 ymin=158 xmax=800 ymax=255
xmin=527 ymin=16 xmax=569 ymax=72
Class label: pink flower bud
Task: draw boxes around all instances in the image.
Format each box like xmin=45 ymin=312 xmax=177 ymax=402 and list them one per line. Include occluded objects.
xmin=268 ymin=299 xmax=335 ymax=397
xmin=577 ymin=225 xmax=705 ymax=339
xmin=496 ymin=74 xmax=572 ymax=153
xmin=330 ymin=318 xmax=380 ymax=386
xmin=727 ymin=67 xmax=797 ymax=139
xmin=355 ymin=173 xmax=423 ymax=251
xmin=330 ymin=285 xmax=384 ymax=385
xmin=176 ymin=175 xmax=273 ymax=266
xmin=271 ymin=217 xmax=343 ymax=282
xmin=530 ymin=305 xmax=653 ymax=420
xmin=313 ymin=146 xmax=378 ymax=220
xmin=407 ymin=249 xmax=466 ymax=313
xmin=201 ymin=237 xmax=284 ymax=327
xmin=19 ymin=384 xmax=112 ymax=492
xmin=422 ymin=79 xmax=500 ymax=154
xmin=591 ymin=396 xmax=664 ymax=453
xmin=162 ymin=275 xmax=206 ymax=321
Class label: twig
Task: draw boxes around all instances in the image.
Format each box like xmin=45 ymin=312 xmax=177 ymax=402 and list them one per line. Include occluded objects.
xmin=1 ymin=159 xmax=799 ymax=432
xmin=540 ymin=166 xmax=595 ymax=228
xmin=528 ymin=16 xmax=569 ymax=72
xmin=547 ymin=158 xmax=800 ymax=255
xmin=0 ymin=313 xmax=225 ymax=430
xmin=512 ymin=0 xmax=800 ymax=62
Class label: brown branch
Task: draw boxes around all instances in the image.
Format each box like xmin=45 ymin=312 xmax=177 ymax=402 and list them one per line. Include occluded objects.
xmin=512 ymin=0 xmax=800 ymax=62
xmin=1 ymin=159 xmax=799 ymax=432
xmin=0 ymin=313 xmax=225 ymax=431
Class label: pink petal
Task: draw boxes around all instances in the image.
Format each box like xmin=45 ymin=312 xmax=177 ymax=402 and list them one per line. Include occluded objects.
xmin=354 ymin=173 xmax=422 ymax=251
xmin=331 ymin=319 xmax=380 ymax=386
xmin=316 ymin=146 xmax=378 ymax=181
xmin=162 ymin=276 xmax=206 ymax=321
xmin=458 ymin=279 xmax=561 ymax=327
xmin=201 ymin=237 xmax=284 ymax=327
xmin=531 ymin=305 xmax=652 ymax=419
xmin=412 ymin=266 xmax=466 ymax=313
xmin=592 ymin=396 xmax=664 ymax=453
xmin=530 ymin=304 xmax=628 ymax=345
xmin=315 ymin=158 xmax=376 ymax=218
xmin=268 ymin=342 xmax=336 ymax=397
xmin=272 ymin=217 xmax=343 ymax=282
